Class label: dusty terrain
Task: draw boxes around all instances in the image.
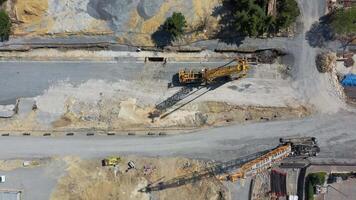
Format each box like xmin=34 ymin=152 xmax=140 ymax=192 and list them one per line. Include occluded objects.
xmin=5 ymin=0 xmax=219 ymax=45
xmin=51 ymin=156 xmax=225 ymax=200
xmin=0 ymin=58 xmax=311 ymax=134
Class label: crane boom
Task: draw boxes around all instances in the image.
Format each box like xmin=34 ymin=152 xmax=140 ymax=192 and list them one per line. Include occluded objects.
xmin=203 ymin=59 xmax=249 ymax=83
xmin=218 ymin=144 xmax=292 ymax=182
xmin=178 ymin=58 xmax=249 ymax=85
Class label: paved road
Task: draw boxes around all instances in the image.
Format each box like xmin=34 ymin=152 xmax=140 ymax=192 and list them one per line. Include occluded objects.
xmin=0 ymin=61 xmax=232 ymax=105
xmin=0 ymin=111 xmax=354 ymax=161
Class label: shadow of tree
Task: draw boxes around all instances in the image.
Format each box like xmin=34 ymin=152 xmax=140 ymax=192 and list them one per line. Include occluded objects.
xmin=210 ymin=4 xmax=246 ymax=46
xmin=151 ymin=27 xmax=173 ymax=48
xmin=305 ymin=15 xmax=335 ymax=48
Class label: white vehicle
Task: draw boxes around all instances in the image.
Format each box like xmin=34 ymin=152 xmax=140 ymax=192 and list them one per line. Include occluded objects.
xmin=0 ymin=175 xmax=5 ymax=183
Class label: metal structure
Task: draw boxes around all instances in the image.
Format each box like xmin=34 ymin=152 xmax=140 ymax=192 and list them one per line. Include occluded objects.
xmin=218 ymin=144 xmax=292 ymax=182
xmin=178 ymin=58 xmax=249 ymax=85
xmin=140 ymin=137 xmax=320 ymax=192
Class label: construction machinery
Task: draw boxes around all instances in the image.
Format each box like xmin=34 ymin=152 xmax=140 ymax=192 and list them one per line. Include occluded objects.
xmin=219 ymin=137 xmax=319 ymax=182
xmin=140 ymin=137 xmax=320 ymax=192
xmin=178 ymin=58 xmax=249 ymax=85
xmin=102 ymin=156 xmax=121 ymax=166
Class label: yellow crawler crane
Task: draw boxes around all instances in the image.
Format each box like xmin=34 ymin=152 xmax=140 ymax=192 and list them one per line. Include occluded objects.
xmin=178 ymin=58 xmax=249 ymax=85
xmin=218 ymin=144 xmax=292 ymax=182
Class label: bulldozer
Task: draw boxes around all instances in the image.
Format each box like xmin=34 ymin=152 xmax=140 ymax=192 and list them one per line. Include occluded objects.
xmin=178 ymin=58 xmax=249 ymax=85
xmin=102 ymin=156 xmax=121 ymax=166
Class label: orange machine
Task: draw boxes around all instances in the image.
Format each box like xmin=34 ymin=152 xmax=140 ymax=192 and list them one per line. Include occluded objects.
xmin=178 ymin=58 xmax=249 ymax=85
xmin=219 ymin=144 xmax=292 ymax=182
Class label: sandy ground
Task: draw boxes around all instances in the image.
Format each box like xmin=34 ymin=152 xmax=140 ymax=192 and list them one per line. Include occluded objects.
xmin=6 ymin=0 xmax=219 ymax=45
xmin=0 ymin=59 xmax=309 ymax=134
xmin=50 ymin=156 xmax=225 ymax=200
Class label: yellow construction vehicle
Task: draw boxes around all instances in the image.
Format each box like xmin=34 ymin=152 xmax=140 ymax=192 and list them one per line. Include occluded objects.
xmin=178 ymin=58 xmax=249 ymax=85
xmin=102 ymin=156 xmax=121 ymax=166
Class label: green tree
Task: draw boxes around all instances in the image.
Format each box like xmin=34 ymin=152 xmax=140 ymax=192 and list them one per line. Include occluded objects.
xmin=0 ymin=10 xmax=11 ymax=41
xmin=306 ymin=172 xmax=326 ymax=200
xmin=308 ymin=172 xmax=326 ymax=185
xmin=330 ymin=7 xmax=356 ymax=36
xmin=152 ymin=12 xmax=187 ymax=47
xmin=220 ymin=0 xmax=300 ymax=37
xmin=225 ymin=0 xmax=269 ymax=37
xmin=163 ymin=12 xmax=187 ymax=40
xmin=275 ymin=0 xmax=300 ymax=30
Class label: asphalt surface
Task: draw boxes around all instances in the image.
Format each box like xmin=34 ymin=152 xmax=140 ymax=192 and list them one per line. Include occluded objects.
xmin=0 ymin=111 xmax=354 ymax=161
xmin=0 ymin=0 xmax=355 ymax=199
xmin=0 ymin=61 xmax=231 ymax=105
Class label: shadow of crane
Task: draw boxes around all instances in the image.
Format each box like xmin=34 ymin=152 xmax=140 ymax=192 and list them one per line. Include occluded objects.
xmin=139 ymin=149 xmax=271 ymax=193
xmin=148 ymin=76 xmax=233 ymax=121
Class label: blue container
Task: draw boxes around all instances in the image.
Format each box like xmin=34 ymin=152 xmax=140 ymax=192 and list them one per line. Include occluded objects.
xmin=341 ymin=74 xmax=356 ymax=87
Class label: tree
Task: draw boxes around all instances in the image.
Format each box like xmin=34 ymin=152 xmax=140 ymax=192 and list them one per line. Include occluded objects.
xmin=0 ymin=10 xmax=11 ymax=41
xmin=308 ymin=172 xmax=326 ymax=185
xmin=275 ymin=0 xmax=300 ymax=31
xmin=330 ymin=7 xmax=356 ymax=36
xmin=162 ymin=12 xmax=187 ymax=40
xmin=219 ymin=0 xmax=300 ymax=38
xmin=152 ymin=12 xmax=187 ymax=47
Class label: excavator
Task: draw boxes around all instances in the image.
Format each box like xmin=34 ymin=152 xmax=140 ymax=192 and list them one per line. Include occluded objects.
xmin=177 ymin=58 xmax=250 ymax=85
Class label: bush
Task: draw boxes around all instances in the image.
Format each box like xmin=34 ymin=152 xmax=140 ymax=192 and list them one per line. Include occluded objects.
xmin=152 ymin=12 xmax=187 ymax=47
xmin=330 ymin=7 xmax=356 ymax=36
xmin=0 ymin=0 xmax=6 ymax=5
xmin=0 ymin=10 xmax=11 ymax=41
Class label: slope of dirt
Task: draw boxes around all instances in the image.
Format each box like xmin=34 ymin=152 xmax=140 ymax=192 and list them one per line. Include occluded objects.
xmin=51 ymin=156 xmax=225 ymax=200
xmin=6 ymin=0 xmax=219 ymax=45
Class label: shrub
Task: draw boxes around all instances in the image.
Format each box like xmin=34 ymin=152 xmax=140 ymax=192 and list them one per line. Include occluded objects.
xmin=0 ymin=10 xmax=11 ymax=41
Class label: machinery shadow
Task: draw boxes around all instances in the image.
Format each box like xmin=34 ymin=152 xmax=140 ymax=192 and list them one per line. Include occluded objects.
xmin=148 ymin=76 xmax=232 ymax=120
xmin=139 ymin=149 xmax=270 ymax=192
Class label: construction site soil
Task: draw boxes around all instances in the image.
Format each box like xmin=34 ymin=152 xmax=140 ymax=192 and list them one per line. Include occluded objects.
xmin=50 ymin=156 xmax=226 ymax=200
xmin=0 ymin=55 xmax=313 ymax=135
xmin=5 ymin=0 xmax=219 ymax=45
